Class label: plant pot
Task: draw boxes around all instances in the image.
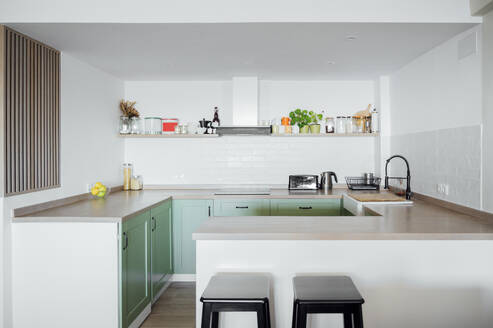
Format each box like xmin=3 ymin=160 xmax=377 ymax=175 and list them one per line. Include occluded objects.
xmin=309 ymin=124 xmax=321 ymax=134
xmin=299 ymin=125 xmax=310 ymax=134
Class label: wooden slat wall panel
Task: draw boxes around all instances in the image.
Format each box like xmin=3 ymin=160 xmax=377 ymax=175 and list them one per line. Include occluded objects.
xmin=3 ymin=27 xmax=60 ymax=196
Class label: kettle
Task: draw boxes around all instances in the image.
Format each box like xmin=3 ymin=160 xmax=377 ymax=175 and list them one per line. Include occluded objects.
xmin=320 ymin=171 xmax=338 ymax=191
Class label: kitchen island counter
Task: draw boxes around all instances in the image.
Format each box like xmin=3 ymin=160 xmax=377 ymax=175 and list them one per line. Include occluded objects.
xmin=193 ymin=198 xmax=493 ymax=240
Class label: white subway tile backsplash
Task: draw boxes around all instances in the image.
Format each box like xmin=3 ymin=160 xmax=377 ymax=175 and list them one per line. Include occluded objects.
xmin=125 ymin=136 xmax=376 ymax=185
xmin=391 ymin=125 xmax=481 ymax=209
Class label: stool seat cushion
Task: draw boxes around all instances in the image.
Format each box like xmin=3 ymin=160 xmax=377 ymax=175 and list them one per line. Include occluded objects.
xmin=293 ymin=276 xmax=364 ymax=304
xmin=201 ymin=274 xmax=270 ymax=302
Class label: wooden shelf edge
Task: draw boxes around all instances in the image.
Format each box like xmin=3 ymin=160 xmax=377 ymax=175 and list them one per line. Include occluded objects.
xmin=119 ymin=133 xmax=380 ymax=138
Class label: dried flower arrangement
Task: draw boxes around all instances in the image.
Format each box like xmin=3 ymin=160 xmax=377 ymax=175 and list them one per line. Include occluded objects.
xmin=119 ymin=100 xmax=140 ymax=118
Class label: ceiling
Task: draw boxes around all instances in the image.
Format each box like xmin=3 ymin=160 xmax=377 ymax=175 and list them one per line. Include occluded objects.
xmin=9 ymin=22 xmax=477 ymax=80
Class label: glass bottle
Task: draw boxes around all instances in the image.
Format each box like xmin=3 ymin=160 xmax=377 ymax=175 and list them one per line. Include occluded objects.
xmin=212 ymin=106 xmax=221 ymax=127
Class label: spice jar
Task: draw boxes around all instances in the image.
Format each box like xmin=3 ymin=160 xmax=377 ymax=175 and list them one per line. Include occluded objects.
xmin=122 ymin=163 xmax=133 ymax=191
xmin=325 ymin=117 xmax=335 ymax=133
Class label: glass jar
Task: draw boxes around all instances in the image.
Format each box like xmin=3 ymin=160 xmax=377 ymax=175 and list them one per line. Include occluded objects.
xmin=325 ymin=117 xmax=335 ymax=133
xmin=130 ymin=175 xmax=143 ymax=190
xmin=345 ymin=116 xmax=355 ymax=134
xmin=119 ymin=116 xmax=130 ymax=134
xmin=336 ymin=116 xmax=346 ymax=134
xmin=145 ymin=117 xmax=162 ymax=134
xmin=122 ymin=163 xmax=133 ymax=191
xmin=353 ymin=116 xmax=364 ymax=133
xmin=129 ymin=117 xmax=142 ymax=134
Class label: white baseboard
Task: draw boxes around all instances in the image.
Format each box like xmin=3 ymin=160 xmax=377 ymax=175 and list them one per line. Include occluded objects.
xmin=128 ymin=303 xmax=151 ymax=328
xmin=152 ymin=277 xmax=173 ymax=304
xmin=170 ymin=274 xmax=196 ymax=282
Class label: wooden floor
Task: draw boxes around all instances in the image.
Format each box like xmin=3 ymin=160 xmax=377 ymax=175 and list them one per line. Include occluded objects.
xmin=141 ymin=282 xmax=196 ymax=328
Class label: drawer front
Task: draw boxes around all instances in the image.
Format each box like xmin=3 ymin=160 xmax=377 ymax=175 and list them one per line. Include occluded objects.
xmin=270 ymin=199 xmax=342 ymax=216
xmin=213 ymin=199 xmax=271 ymax=216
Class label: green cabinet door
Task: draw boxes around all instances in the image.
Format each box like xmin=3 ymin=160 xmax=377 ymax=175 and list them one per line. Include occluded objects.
xmin=213 ymin=199 xmax=271 ymax=216
xmin=121 ymin=211 xmax=151 ymax=328
xmin=172 ymin=200 xmax=212 ymax=274
xmin=270 ymin=199 xmax=342 ymax=216
xmin=150 ymin=200 xmax=172 ymax=302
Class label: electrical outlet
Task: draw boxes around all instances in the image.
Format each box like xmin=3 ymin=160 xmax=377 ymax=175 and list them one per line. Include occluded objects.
xmin=436 ymin=183 xmax=449 ymax=195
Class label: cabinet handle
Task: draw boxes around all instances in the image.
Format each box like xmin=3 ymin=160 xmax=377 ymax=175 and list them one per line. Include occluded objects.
xmin=236 ymin=206 xmax=249 ymax=209
xmin=151 ymin=217 xmax=156 ymax=231
xmin=208 ymin=206 xmax=211 ymax=217
xmin=299 ymin=206 xmax=313 ymax=210
xmin=123 ymin=232 xmax=128 ymax=250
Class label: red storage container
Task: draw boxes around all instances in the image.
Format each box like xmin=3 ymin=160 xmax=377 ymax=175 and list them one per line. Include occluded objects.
xmin=162 ymin=118 xmax=179 ymax=133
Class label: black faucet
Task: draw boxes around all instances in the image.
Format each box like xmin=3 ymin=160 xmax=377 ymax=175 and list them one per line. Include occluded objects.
xmin=384 ymin=155 xmax=412 ymax=200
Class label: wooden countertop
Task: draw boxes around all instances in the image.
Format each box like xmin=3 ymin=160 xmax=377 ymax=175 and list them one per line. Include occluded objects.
xmin=13 ymin=188 xmax=493 ymax=240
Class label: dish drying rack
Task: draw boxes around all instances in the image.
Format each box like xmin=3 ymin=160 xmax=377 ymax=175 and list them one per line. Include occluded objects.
xmin=345 ymin=176 xmax=381 ymax=191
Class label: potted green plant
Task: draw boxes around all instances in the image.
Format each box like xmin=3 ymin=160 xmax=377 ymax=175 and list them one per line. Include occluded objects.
xmin=289 ymin=109 xmax=311 ymax=133
xmin=308 ymin=111 xmax=323 ymax=134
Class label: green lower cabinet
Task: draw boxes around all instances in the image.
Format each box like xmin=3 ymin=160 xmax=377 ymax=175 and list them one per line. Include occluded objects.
xmin=213 ymin=199 xmax=271 ymax=216
xmin=150 ymin=200 xmax=173 ymax=301
xmin=172 ymin=199 xmax=213 ymax=274
xmin=270 ymin=199 xmax=343 ymax=216
xmin=121 ymin=211 xmax=151 ymax=328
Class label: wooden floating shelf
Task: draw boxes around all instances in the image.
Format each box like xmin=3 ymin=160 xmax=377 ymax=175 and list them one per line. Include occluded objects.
xmin=120 ymin=133 xmax=379 ymax=138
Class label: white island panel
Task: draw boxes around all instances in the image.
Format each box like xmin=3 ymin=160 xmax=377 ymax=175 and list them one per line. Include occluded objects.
xmin=12 ymin=222 xmax=121 ymax=328
xmin=196 ymin=240 xmax=493 ymax=328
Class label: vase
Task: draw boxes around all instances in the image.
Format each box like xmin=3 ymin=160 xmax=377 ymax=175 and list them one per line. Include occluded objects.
xmin=119 ymin=116 xmax=130 ymax=134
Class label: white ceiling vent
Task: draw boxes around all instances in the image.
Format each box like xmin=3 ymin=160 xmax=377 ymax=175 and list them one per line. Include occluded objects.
xmin=458 ymin=32 xmax=477 ymax=60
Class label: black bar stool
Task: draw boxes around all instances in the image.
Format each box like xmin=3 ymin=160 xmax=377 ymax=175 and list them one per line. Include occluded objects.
xmin=292 ymin=276 xmax=364 ymax=328
xmin=200 ymin=274 xmax=271 ymax=328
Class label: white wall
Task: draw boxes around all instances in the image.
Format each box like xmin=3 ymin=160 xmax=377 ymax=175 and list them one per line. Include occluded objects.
xmin=124 ymin=80 xmax=376 ymax=185
xmin=0 ymin=0 xmax=481 ymax=23
xmin=483 ymin=10 xmax=493 ymax=212
xmin=389 ymin=26 xmax=482 ymax=209
xmin=259 ymin=80 xmax=374 ymax=122
xmin=1 ymin=53 xmax=124 ymax=328
xmin=125 ymin=81 xmax=233 ymax=125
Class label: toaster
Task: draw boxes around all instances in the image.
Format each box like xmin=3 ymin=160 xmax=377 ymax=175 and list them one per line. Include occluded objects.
xmin=288 ymin=175 xmax=319 ymax=190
